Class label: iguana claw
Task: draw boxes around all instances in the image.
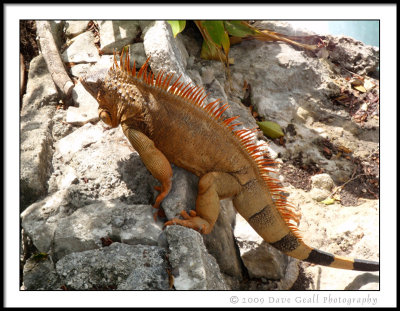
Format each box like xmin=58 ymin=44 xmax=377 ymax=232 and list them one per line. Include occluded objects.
xmin=164 ymin=210 xmax=208 ymax=234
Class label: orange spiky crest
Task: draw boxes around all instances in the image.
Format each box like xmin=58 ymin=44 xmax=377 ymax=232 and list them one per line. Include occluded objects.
xmin=112 ymin=51 xmax=302 ymax=240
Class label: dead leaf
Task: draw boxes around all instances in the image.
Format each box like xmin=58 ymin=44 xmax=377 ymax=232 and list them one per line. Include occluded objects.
xmin=353 ymin=85 xmax=367 ymax=93
xmin=338 ymin=145 xmax=352 ymax=154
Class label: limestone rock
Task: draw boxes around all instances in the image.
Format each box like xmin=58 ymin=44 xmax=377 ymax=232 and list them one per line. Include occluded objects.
xmin=143 ymin=21 xmax=192 ymax=86
xmin=165 ymin=225 xmax=228 ymax=290
xmin=62 ymin=31 xmax=100 ymax=63
xmin=66 ymin=82 xmax=99 ymax=125
xmin=98 ymin=20 xmax=141 ymax=54
xmin=234 ymin=213 xmax=297 ymax=281
xmin=64 ymin=20 xmax=90 ymax=38
xmin=22 ymin=255 xmax=62 ymax=290
xmin=56 ymin=243 xmax=169 ymax=290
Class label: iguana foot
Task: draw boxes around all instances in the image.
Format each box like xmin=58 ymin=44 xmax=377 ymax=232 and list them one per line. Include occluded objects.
xmin=153 ymin=185 xmax=170 ymax=210
xmin=151 ymin=186 xmax=169 ymax=221
xmin=164 ymin=210 xmax=211 ymax=234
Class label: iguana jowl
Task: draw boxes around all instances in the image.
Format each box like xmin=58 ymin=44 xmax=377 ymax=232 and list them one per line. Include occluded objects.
xmin=81 ymin=50 xmax=379 ymax=272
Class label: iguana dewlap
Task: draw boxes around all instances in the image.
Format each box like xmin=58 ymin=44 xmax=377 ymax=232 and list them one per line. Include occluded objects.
xmin=81 ymin=50 xmax=379 ymax=272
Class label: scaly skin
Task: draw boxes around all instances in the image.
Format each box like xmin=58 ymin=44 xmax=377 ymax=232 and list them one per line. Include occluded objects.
xmin=80 ymin=51 xmax=379 ymax=272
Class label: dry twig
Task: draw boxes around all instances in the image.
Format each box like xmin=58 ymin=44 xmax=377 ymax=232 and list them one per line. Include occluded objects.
xmin=36 ymin=21 xmax=74 ymax=97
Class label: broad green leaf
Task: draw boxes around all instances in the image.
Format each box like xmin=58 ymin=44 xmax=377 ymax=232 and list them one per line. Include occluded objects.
xmin=257 ymin=121 xmax=284 ymax=139
xmin=167 ymin=20 xmax=186 ymax=38
xmin=200 ymin=21 xmax=230 ymax=56
xmin=224 ymin=20 xmax=258 ymax=37
xmin=196 ymin=21 xmax=229 ymax=63
xmin=201 ymin=21 xmax=226 ymax=46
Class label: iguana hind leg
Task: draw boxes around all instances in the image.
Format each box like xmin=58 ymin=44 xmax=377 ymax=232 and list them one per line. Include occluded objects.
xmin=122 ymin=127 xmax=172 ymax=212
xmin=164 ymin=172 xmax=241 ymax=234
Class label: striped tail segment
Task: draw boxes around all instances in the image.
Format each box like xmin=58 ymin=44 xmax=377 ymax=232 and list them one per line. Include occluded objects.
xmin=269 ymin=232 xmax=380 ymax=271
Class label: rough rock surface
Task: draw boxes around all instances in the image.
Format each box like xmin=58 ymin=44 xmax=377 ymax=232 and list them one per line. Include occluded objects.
xmin=165 ymin=226 xmax=228 ymax=290
xmin=56 ymin=242 xmax=169 ymax=290
xmin=20 ymin=20 xmax=379 ymax=291
xmin=20 ymin=54 xmax=57 ymax=209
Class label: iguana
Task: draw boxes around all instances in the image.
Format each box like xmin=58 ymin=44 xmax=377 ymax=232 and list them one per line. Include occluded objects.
xmin=80 ymin=50 xmax=379 ymax=272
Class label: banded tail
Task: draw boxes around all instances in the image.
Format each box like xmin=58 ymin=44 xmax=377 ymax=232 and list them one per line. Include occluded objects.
xmin=233 ymin=182 xmax=379 ymax=272
xmin=267 ymin=229 xmax=379 ymax=271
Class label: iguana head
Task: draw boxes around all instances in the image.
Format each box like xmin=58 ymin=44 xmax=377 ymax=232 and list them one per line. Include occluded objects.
xmin=80 ymin=65 xmax=123 ymax=128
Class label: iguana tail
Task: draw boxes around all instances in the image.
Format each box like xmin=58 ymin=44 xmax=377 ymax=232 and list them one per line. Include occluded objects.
xmin=232 ymin=181 xmax=379 ymax=272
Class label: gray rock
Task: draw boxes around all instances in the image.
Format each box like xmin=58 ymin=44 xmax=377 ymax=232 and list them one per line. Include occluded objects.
xmin=62 ymin=31 xmax=100 ymax=64
xmin=127 ymin=42 xmax=147 ymax=68
xmin=22 ymin=255 xmax=62 ymax=290
xmin=234 ymin=213 xmax=296 ymax=280
xmin=165 ymin=225 xmax=228 ymax=290
xmin=23 ymin=195 xmax=164 ymax=262
xmin=289 ymin=189 xmax=379 ymax=290
xmin=64 ymin=20 xmax=90 ymax=38
xmin=160 ymin=166 xmax=198 ymax=220
xmin=21 ymin=189 xmax=71 ymax=253
xmin=53 ymin=201 xmax=115 ymax=261
xmin=51 ymin=121 xmax=154 ymax=206
xmin=98 ymin=21 xmax=141 ymax=54
xmin=21 ymin=54 xmax=58 ymax=111
xmin=69 ymin=63 xmax=93 ymax=78
xmin=309 ymin=188 xmax=331 ymax=202
xmin=52 ymin=165 xmax=79 ymax=190
xmin=20 ymin=123 xmax=54 ymax=209
xmin=225 ymin=29 xmax=379 ymax=184
xmin=56 ymin=242 xmax=169 ymax=290
xmin=311 ymin=173 xmax=335 ymax=191
xmin=252 ymin=21 xmax=317 ymax=37
xmin=20 ymin=56 xmax=58 ymax=209
xmin=202 ymin=199 xmax=243 ymax=278
xmin=327 ymin=34 xmax=379 ymax=77
xmin=51 ymin=108 xmax=74 ymax=141
xmin=344 ymin=272 xmax=380 ymax=290
xmin=66 ymin=82 xmax=99 ymax=125
xmin=310 ymin=173 xmax=335 ymax=201
xmin=144 ymin=21 xmax=192 ymax=86
xmin=54 ymin=122 xmax=103 ymax=162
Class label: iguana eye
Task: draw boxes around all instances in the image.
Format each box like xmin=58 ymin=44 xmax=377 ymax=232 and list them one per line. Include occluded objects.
xmin=99 ymin=110 xmax=112 ymax=126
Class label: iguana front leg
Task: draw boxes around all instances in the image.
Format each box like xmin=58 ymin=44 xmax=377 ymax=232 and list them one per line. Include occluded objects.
xmin=123 ymin=127 xmax=172 ymax=212
xmin=165 ymin=172 xmax=241 ymax=234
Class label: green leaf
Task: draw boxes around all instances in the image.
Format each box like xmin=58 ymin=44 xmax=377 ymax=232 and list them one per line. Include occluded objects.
xmin=167 ymin=20 xmax=186 ymax=37
xmin=201 ymin=21 xmax=226 ymax=45
xmin=257 ymin=121 xmax=284 ymax=139
xmin=196 ymin=21 xmax=229 ymax=62
xmin=200 ymin=39 xmax=221 ymax=61
xmin=224 ymin=20 xmax=258 ymax=37
xmin=321 ymin=198 xmax=336 ymax=205
xmin=200 ymin=21 xmax=230 ymax=55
